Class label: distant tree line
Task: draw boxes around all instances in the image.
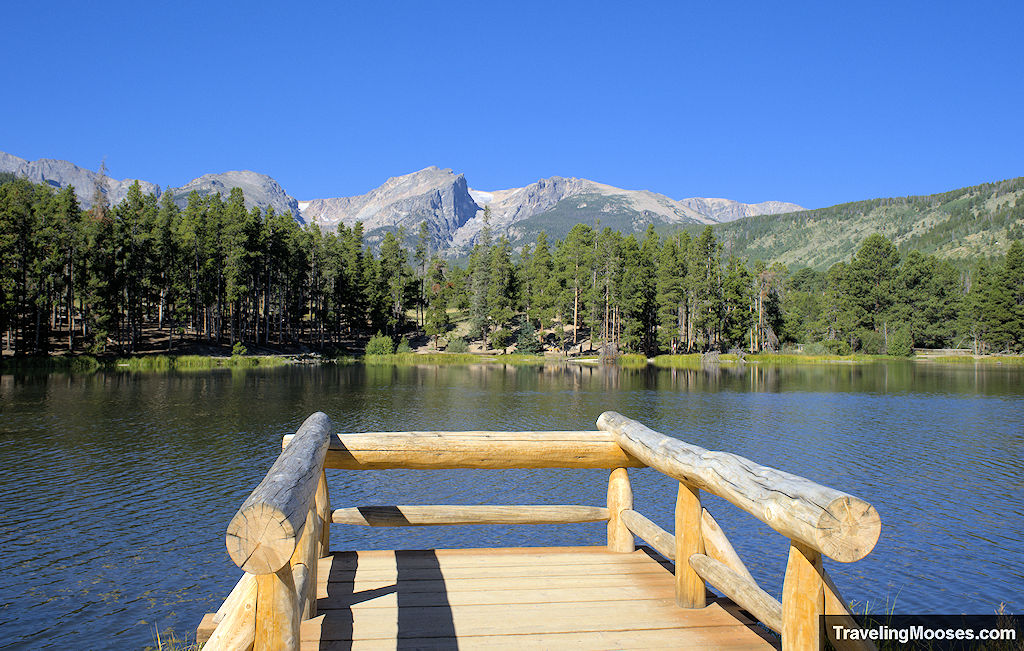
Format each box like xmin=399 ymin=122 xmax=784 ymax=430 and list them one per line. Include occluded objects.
xmin=1 ymin=177 xmax=1022 ymax=357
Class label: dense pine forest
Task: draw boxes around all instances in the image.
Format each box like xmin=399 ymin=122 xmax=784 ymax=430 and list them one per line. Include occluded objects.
xmin=1 ymin=176 xmax=1022 ymax=359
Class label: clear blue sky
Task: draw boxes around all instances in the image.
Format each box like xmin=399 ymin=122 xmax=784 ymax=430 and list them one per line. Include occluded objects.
xmin=2 ymin=1 xmax=1021 ymax=209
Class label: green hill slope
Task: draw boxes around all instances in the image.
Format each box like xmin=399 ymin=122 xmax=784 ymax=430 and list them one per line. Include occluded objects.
xmin=714 ymin=177 xmax=1024 ymax=268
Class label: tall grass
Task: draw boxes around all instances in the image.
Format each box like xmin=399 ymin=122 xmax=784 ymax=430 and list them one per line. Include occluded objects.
xmin=652 ymin=354 xmax=702 ymax=368
xmin=930 ymin=355 xmax=1024 ymax=365
xmin=146 ymin=626 xmax=201 ymax=651
xmin=0 ymin=354 xmax=101 ymax=374
xmin=363 ymin=352 xmax=548 ymax=365
xmin=745 ymin=353 xmax=879 ymax=364
xmin=617 ymin=354 xmax=649 ymax=368
xmin=113 ymin=355 xmax=288 ymax=371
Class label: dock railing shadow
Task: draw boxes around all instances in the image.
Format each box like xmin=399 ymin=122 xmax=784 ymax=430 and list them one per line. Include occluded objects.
xmin=198 ymin=411 xmax=882 ymax=651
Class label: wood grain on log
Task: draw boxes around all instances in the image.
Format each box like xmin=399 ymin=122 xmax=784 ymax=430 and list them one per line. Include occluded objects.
xmin=598 ymin=411 xmax=880 ymax=563
xmin=315 ymin=471 xmax=330 ymax=558
xmin=689 ymin=553 xmax=783 ymax=633
xmin=701 ymin=508 xmax=756 ymax=583
xmin=606 ymin=468 xmax=635 ymax=552
xmin=824 ymin=570 xmax=878 ymax=651
xmin=620 ymin=510 xmax=675 ymax=561
xmin=281 ymin=431 xmax=643 ymax=470
xmin=255 ymin=566 xmax=300 ymax=651
xmin=202 ymin=574 xmax=256 ymax=651
xmin=227 ymin=412 xmax=332 ymax=575
xmin=782 ymin=540 xmax=824 ymax=651
xmin=331 ymin=505 xmax=609 ymax=526
xmin=675 ymin=481 xmax=706 ymax=608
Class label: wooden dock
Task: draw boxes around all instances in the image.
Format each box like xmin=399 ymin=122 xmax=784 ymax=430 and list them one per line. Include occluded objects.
xmin=300 ymin=546 xmax=774 ymax=649
xmin=197 ymin=412 xmax=882 ymax=651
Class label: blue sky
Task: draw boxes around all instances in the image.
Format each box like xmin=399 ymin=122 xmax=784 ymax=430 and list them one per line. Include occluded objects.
xmin=2 ymin=1 xmax=1021 ymax=209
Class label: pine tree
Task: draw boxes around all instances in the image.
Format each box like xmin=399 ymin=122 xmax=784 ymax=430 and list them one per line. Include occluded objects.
xmin=721 ymin=256 xmax=753 ymax=349
xmin=655 ymin=234 xmax=684 ymax=352
xmin=423 ymin=257 xmax=450 ymax=348
xmin=556 ymin=223 xmax=595 ymax=349
xmin=690 ymin=226 xmax=722 ymax=350
xmin=378 ymin=231 xmax=411 ymax=336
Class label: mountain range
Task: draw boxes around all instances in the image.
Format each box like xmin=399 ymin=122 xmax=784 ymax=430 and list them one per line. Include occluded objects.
xmin=6 ymin=149 xmax=1019 ymax=269
xmin=0 ymin=150 xmax=801 ymax=254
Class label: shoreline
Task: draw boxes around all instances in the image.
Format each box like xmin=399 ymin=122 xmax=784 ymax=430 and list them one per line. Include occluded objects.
xmin=2 ymin=351 xmax=1022 ymax=374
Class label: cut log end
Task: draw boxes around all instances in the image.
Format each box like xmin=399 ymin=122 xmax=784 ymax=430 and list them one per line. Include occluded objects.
xmin=816 ymin=496 xmax=882 ymax=563
xmin=226 ymin=502 xmax=300 ymax=574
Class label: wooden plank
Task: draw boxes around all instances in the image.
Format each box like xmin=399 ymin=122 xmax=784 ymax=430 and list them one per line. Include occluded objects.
xmin=303 ymin=625 xmax=775 ymax=650
xmin=302 ymin=598 xmax=765 ymax=641
xmin=675 ymin=481 xmax=706 ymax=608
xmin=689 ymin=552 xmax=783 ymax=633
xmin=282 ymin=430 xmax=644 ymax=469
xmin=319 ymin=560 xmax=674 ymax=582
xmin=227 ymin=412 xmax=332 ymax=574
xmin=620 ymin=509 xmax=675 ymax=561
xmin=598 ymin=411 xmax=881 ymax=562
xmin=318 ymin=583 xmax=679 ymax=609
xmin=782 ymin=540 xmax=824 ymax=651
xmin=606 ymin=468 xmax=635 ymax=552
xmin=331 ymin=504 xmax=609 ymax=526
xmin=319 ymin=573 xmax=683 ymax=598
xmin=317 ymin=548 xmax=667 ymax=572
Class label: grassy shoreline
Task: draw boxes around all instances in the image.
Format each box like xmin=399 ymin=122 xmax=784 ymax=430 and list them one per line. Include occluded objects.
xmin=3 ymin=350 xmax=1022 ymax=374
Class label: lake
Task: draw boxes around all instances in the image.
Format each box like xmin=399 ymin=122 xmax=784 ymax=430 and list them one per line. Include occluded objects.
xmin=0 ymin=361 xmax=1021 ymax=649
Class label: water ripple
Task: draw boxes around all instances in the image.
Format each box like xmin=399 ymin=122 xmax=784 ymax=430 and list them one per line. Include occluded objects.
xmin=0 ymin=363 xmax=1021 ymax=649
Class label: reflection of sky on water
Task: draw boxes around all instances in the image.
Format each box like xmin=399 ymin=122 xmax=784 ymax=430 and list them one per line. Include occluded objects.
xmin=0 ymin=361 xmax=1020 ymax=648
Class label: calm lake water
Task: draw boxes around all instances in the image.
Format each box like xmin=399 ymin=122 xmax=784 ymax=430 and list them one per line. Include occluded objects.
xmin=0 ymin=361 xmax=1021 ymax=649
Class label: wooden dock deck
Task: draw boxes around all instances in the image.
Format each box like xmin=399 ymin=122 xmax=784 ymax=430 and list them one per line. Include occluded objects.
xmin=198 ymin=412 xmax=881 ymax=650
xmin=301 ymin=546 xmax=775 ymax=650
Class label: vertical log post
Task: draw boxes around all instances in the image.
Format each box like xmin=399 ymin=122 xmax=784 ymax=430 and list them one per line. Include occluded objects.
xmin=782 ymin=540 xmax=824 ymax=651
xmin=291 ymin=502 xmax=319 ymax=620
xmin=606 ymin=467 xmax=634 ymax=552
xmin=255 ymin=566 xmax=300 ymax=651
xmin=674 ymin=481 xmax=705 ymax=608
xmin=316 ymin=470 xmax=330 ymax=558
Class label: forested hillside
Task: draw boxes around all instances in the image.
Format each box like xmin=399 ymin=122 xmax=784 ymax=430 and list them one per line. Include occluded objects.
xmin=715 ymin=177 xmax=1024 ymax=269
xmin=2 ymin=177 xmax=1022 ymax=359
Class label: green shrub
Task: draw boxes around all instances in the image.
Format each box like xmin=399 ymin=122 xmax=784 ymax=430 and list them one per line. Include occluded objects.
xmin=395 ymin=337 xmax=412 ymax=353
xmin=232 ymin=342 xmax=248 ymax=356
xmin=858 ymin=330 xmax=884 ymax=355
xmin=802 ymin=342 xmax=828 ymax=356
xmin=822 ymin=338 xmax=851 ymax=355
xmin=887 ymin=324 xmax=914 ymax=357
xmin=515 ymin=321 xmax=544 ymax=354
xmin=491 ymin=328 xmax=512 ymax=351
xmin=446 ymin=337 xmax=468 ymax=353
xmin=365 ymin=332 xmax=394 ymax=355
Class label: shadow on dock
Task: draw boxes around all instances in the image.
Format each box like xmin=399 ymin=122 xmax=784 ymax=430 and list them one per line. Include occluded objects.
xmin=320 ymin=548 xmax=457 ymax=649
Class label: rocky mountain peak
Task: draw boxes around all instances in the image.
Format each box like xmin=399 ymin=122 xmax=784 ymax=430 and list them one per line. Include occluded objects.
xmin=0 ymin=151 xmax=160 ymax=207
xmin=167 ymin=170 xmax=301 ymax=220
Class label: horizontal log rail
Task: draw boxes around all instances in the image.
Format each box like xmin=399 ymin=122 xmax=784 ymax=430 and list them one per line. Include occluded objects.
xmin=332 ymin=504 xmax=609 ymax=526
xmin=283 ymin=430 xmax=643 ymax=469
xmin=203 ymin=411 xmax=881 ymax=651
xmin=597 ymin=411 xmax=881 ymax=563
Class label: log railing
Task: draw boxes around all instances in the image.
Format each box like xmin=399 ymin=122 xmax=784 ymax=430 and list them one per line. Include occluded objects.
xmin=597 ymin=411 xmax=881 ymax=651
xmin=204 ymin=412 xmax=333 ymax=651
xmin=201 ymin=411 xmax=881 ymax=651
